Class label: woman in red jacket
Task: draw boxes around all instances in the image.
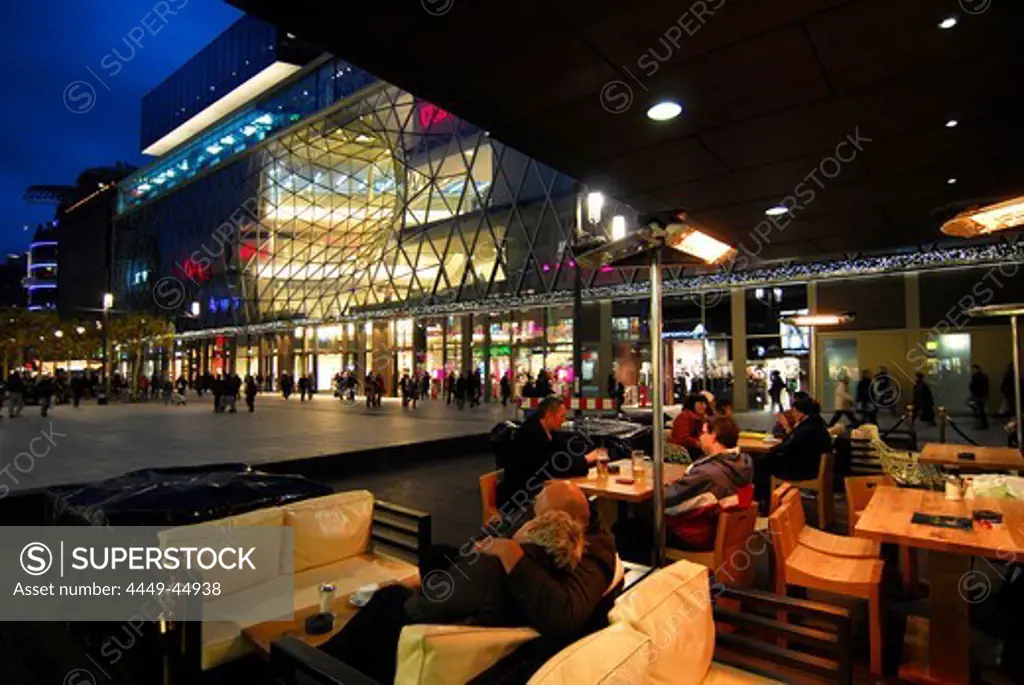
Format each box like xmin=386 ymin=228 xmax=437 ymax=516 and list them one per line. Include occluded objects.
xmin=670 ymin=394 xmax=710 ymax=460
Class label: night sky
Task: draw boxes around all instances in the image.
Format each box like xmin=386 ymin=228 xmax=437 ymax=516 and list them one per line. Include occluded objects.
xmin=0 ymin=1 xmax=243 ymax=256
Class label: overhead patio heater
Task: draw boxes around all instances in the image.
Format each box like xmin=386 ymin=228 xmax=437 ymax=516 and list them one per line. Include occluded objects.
xmin=576 ymin=213 xmax=736 ymax=566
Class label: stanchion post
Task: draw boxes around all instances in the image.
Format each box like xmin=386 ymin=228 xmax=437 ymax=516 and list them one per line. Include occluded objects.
xmin=1013 ymin=315 xmax=1022 ymax=452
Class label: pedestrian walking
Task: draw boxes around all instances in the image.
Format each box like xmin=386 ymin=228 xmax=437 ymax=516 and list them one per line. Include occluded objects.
xmin=70 ymin=373 xmax=85 ymax=408
xmin=299 ymin=374 xmax=310 ymax=402
xmin=6 ymin=371 xmax=25 ymax=418
xmin=244 ymin=375 xmax=258 ymax=412
xmin=500 ymin=373 xmax=511 ymax=407
xmin=37 ymin=373 xmax=54 ymax=418
xmin=970 ymin=364 xmax=990 ymax=429
xmin=455 ymin=372 xmax=467 ymax=410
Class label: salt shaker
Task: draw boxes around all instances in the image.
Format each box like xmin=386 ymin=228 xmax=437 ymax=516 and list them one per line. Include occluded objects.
xmin=945 ymin=475 xmax=963 ymax=501
xmin=318 ymin=583 xmax=336 ymax=615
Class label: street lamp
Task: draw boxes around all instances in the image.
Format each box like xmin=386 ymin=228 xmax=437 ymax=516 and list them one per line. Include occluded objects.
xmin=102 ymin=293 xmax=113 ymax=400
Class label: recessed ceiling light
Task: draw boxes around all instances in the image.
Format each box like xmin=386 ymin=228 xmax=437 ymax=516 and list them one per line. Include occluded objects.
xmin=948 ymin=178 xmax=958 ymax=185
xmin=647 ymin=101 xmax=682 ymax=121
xmin=946 ymin=118 xmax=959 ymax=128
xmin=939 ymin=16 xmax=958 ymax=29
xmin=765 ymin=206 xmax=789 ymax=216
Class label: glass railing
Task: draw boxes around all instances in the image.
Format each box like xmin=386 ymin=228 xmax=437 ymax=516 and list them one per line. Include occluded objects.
xmin=117 ymin=58 xmax=378 ymax=214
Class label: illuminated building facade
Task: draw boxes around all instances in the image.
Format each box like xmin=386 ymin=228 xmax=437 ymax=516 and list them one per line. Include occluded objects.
xmin=114 ymin=16 xmax=1024 ymax=407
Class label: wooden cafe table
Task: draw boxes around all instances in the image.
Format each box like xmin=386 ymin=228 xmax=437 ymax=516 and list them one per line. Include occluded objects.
xmin=243 ymin=556 xmax=419 ymax=657
xmin=919 ymin=442 xmax=1024 ymax=472
xmin=855 ymin=486 xmax=1024 ymax=683
xmin=567 ymin=459 xmax=687 ymax=503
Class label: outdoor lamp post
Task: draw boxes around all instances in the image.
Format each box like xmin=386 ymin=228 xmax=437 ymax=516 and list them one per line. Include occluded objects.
xmin=577 ymin=213 xmax=736 ymax=566
xmin=102 ymin=293 xmax=113 ymax=398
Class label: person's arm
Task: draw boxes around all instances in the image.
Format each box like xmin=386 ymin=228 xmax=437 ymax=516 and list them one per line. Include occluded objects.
xmin=663 ymin=469 xmax=711 ymax=514
xmin=473 ymin=538 xmax=610 ymax=636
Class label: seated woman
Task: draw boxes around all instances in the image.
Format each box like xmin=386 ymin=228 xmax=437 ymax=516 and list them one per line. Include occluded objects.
xmin=668 ymin=393 xmax=709 ymax=461
xmin=322 ymin=508 xmax=595 ymax=683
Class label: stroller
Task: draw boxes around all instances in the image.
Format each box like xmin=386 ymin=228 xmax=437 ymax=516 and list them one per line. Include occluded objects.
xmin=171 ymin=392 xmax=187 ymax=406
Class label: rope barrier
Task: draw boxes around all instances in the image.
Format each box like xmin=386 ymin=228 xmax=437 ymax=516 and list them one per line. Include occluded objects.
xmin=946 ymin=417 xmax=981 ymax=446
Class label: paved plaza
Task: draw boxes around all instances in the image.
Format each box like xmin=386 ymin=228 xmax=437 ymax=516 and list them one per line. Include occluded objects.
xmin=0 ymin=394 xmax=515 ymax=493
xmin=0 ymin=391 xmax=1009 ymax=495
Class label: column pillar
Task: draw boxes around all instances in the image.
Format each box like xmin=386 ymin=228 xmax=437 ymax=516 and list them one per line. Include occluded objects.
xmin=808 ymin=282 xmax=819 ymax=399
xmin=598 ymin=300 xmax=614 ymax=392
xmin=484 ymin=316 xmax=492 ymax=402
xmin=311 ymin=327 xmax=320 ymax=392
xmin=730 ymin=288 xmax=748 ymax=411
xmin=461 ymin=314 xmax=472 ymax=374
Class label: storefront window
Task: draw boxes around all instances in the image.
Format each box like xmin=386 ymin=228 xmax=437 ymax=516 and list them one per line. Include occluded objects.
xmin=445 ymin=315 xmax=462 ymax=373
xmin=424 ymin=318 xmax=445 ymax=380
xmin=547 ymin=306 xmax=573 ymax=345
xmin=822 ymin=337 xmax=858 ymax=411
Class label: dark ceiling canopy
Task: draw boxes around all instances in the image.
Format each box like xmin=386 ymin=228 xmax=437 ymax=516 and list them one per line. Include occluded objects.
xmin=230 ymin=0 xmax=1024 ymax=262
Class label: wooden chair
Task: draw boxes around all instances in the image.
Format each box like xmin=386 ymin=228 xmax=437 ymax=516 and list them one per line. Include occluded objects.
xmin=845 ymin=475 xmax=917 ymax=594
xmin=772 ymin=452 xmax=835 ymax=529
xmin=778 ymin=487 xmax=880 ymax=559
xmin=666 ymin=504 xmax=759 ymax=588
xmin=769 ymin=489 xmax=884 ymax=676
xmin=479 ymin=469 xmax=503 ymax=526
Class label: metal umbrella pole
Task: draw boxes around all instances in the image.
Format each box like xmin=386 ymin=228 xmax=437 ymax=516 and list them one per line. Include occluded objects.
xmin=650 ymin=248 xmax=665 ymax=568
xmin=1014 ymin=315 xmax=1023 ymax=452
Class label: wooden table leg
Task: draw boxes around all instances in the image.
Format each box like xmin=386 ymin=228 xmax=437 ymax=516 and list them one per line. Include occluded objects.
xmin=900 ymin=552 xmax=972 ymax=684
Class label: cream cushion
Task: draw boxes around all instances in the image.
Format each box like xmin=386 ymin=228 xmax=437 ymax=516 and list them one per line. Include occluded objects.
xmin=284 ymin=490 xmax=374 ymax=572
xmin=158 ymin=506 xmax=286 ymax=596
xmin=527 ymin=622 xmax=652 ymax=685
xmin=396 ymin=625 xmax=539 ymax=685
xmin=608 ymin=559 xmax=715 ymax=685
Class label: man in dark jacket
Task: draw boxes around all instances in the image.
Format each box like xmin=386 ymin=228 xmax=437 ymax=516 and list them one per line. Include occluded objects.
xmin=665 ymin=416 xmax=753 ymax=550
xmin=36 ymin=374 xmax=54 ymax=417
xmin=323 ymin=481 xmax=616 ymax=683
xmin=755 ymin=395 xmax=832 ymax=511
xmin=913 ymin=372 xmax=936 ymax=425
xmin=970 ymin=364 xmax=990 ymax=429
xmin=496 ymin=397 xmax=602 ymax=530
xmin=856 ymin=368 xmax=876 ymax=425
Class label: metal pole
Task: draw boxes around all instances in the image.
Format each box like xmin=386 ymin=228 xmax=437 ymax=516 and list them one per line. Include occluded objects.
xmin=103 ymin=308 xmax=110 ymax=398
xmin=573 ymin=190 xmax=584 ymax=400
xmin=1013 ymin=315 xmax=1023 ymax=452
xmin=650 ymin=249 xmax=665 ymax=568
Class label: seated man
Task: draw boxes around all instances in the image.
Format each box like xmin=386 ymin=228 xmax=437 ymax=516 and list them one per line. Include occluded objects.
xmin=322 ymin=481 xmax=617 ymax=683
xmin=496 ymin=397 xmax=603 ymax=529
xmin=665 ymin=416 xmax=753 ymax=550
xmin=756 ymin=395 xmax=832 ymax=510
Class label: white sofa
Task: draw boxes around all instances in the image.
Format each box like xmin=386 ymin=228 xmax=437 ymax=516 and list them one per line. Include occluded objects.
xmin=393 ymin=560 xmax=780 ymax=684
xmin=159 ymin=490 xmax=419 ymax=670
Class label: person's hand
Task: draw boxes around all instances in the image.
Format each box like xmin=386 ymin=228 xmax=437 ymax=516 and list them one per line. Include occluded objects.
xmin=585 ymin=447 xmax=608 ymax=465
xmin=473 ymin=537 xmax=524 ymax=573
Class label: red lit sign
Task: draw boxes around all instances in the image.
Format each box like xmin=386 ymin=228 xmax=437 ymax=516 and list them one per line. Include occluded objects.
xmin=418 ymin=102 xmax=455 ymax=130
xmin=177 ymin=258 xmax=210 ymax=283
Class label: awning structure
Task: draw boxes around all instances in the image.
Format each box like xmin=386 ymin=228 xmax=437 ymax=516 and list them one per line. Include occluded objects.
xmin=230 ymin=0 xmax=1024 ymax=262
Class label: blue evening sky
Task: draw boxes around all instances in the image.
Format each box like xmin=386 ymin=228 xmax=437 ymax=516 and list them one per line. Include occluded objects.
xmin=0 ymin=1 xmax=243 ymax=255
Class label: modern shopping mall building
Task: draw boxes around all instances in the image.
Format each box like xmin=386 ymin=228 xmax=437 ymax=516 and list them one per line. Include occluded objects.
xmin=113 ymin=15 xmax=1024 ymax=412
